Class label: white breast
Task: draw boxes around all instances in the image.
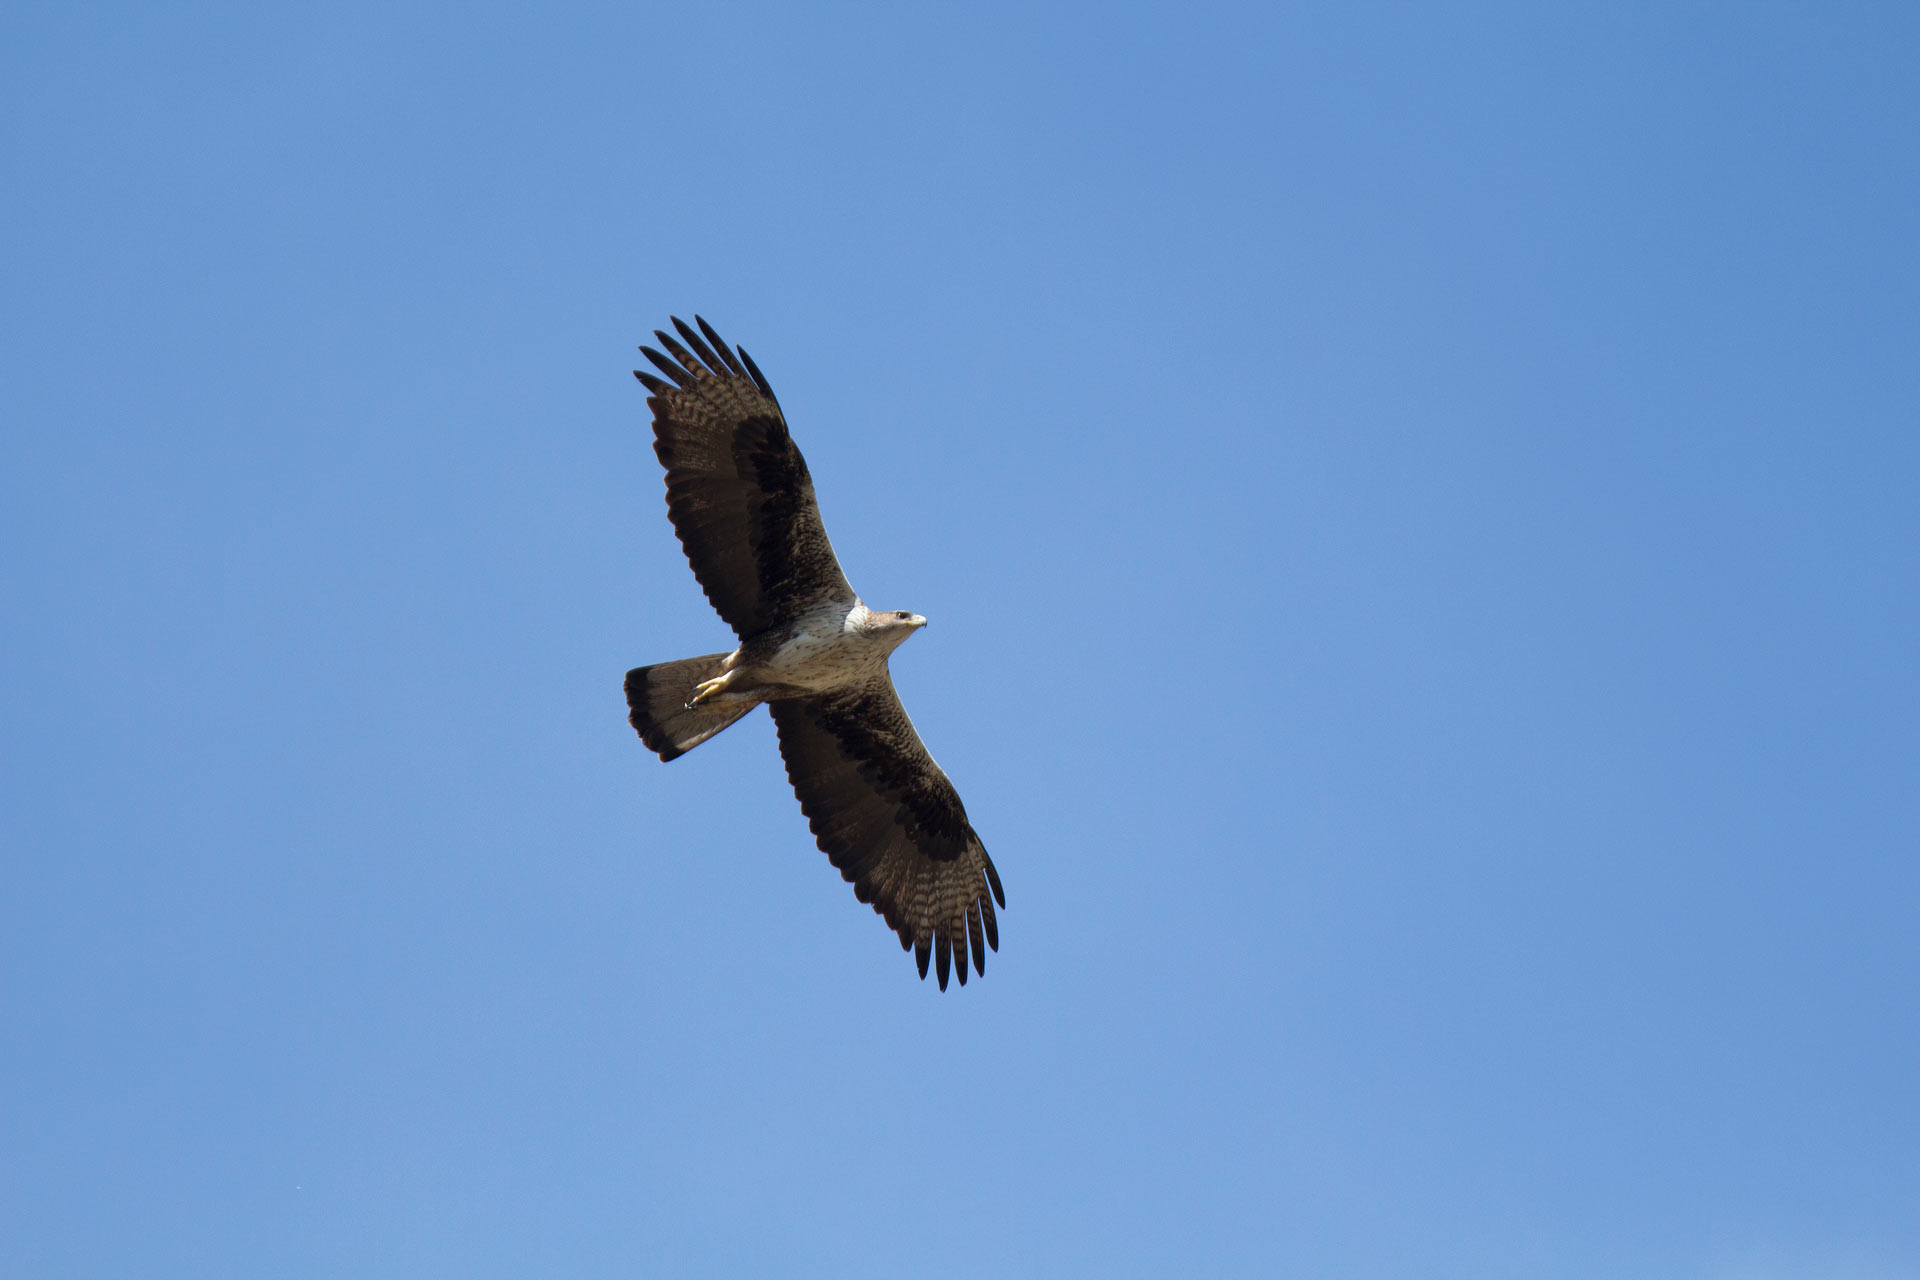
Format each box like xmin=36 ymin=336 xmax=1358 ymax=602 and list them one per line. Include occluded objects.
xmin=759 ymin=603 xmax=881 ymax=693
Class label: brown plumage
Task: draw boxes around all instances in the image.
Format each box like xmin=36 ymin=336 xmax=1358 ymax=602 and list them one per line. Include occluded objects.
xmin=626 ymin=316 xmax=1003 ymax=989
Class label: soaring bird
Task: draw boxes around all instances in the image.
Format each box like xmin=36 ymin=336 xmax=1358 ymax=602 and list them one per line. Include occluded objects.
xmin=626 ymin=317 xmax=1003 ymax=989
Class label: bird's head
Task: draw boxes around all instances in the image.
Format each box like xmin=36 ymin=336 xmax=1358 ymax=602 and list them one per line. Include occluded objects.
xmin=866 ymin=607 xmax=928 ymax=652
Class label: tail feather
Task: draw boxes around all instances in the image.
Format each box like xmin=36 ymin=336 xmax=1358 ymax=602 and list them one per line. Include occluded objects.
xmin=625 ymin=654 xmax=757 ymax=760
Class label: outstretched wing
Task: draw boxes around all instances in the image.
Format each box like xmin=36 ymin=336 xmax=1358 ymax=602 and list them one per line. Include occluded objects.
xmin=634 ymin=317 xmax=854 ymax=637
xmin=768 ymin=677 xmax=1005 ymax=990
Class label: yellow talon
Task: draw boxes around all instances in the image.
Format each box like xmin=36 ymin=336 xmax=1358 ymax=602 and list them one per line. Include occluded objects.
xmin=688 ymin=675 xmax=728 ymax=708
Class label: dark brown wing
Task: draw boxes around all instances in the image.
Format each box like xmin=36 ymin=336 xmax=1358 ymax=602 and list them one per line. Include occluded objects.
xmin=768 ymin=676 xmax=1005 ymax=990
xmin=634 ymin=316 xmax=854 ymax=637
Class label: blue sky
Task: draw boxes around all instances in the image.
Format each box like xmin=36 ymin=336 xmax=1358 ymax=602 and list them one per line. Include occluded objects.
xmin=4 ymin=3 xmax=1916 ymax=1277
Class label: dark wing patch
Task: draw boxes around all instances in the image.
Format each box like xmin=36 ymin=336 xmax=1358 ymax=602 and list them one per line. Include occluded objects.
xmin=769 ymin=677 xmax=1005 ymax=990
xmin=637 ymin=316 xmax=853 ymax=637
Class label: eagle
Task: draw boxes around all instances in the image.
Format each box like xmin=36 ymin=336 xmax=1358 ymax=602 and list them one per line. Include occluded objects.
xmin=625 ymin=316 xmax=1004 ymax=989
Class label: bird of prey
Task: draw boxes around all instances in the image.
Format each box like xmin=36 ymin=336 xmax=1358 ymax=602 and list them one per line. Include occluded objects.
xmin=625 ymin=316 xmax=1004 ymax=989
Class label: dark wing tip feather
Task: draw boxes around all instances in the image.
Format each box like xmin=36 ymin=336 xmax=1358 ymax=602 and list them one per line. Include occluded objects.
xmin=651 ymin=329 xmax=706 ymax=379
xmin=694 ymin=316 xmax=748 ymax=376
xmin=735 ymin=345 xmax=779 ymax=406
xmin=633 ymin=369 xmax=672 ymax=394
xmin=639 ymin=345 xmax=694 ymax=387
xmin=670 ymin=316 xmax=726 ymax=375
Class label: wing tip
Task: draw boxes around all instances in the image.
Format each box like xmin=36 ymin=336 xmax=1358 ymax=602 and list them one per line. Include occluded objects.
xmin=638 ymin=344 xmax=692 ymax=387
xmin=735 ymin=343 xmax=780 ymax=406
xmin=982 ymin=851 xmax=1006 ymax=909
xmin=694 ymin=315 xmax=748 ymax=377
xmin=634 ymin=316 xmax=778 ymax=409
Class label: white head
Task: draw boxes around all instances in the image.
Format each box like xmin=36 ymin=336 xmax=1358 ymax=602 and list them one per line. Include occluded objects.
xmin=862 ymin=606 xmax=928 ymax=653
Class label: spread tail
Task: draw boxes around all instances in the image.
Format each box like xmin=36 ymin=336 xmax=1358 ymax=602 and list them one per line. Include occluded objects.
xmin=625 ymin=654 xmax=758 ymax=761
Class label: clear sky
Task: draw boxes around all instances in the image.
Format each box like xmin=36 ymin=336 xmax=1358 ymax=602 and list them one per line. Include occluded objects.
xmin=4 ymin=3 xmax=1916 ymax=1277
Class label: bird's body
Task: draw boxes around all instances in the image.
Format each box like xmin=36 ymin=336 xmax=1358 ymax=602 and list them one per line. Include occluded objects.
xmin=700 ymin=601 xmax=922 ymax=704
xmin=625 ymin=317 xmax=1003 ymax=989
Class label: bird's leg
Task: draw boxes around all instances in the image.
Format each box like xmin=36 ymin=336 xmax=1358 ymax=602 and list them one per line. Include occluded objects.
xmin=687 ymin=671 xmax=735 ymax=709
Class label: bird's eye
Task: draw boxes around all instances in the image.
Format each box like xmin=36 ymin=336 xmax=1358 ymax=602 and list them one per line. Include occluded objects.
xmin=897 ymin=611 xmax=911 ymax=620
